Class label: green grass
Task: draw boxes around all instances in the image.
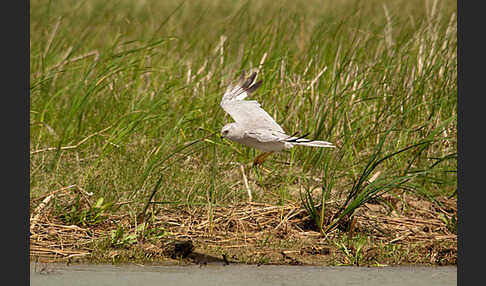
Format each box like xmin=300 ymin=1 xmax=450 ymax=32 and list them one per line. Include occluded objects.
xmin=30 ymin=0 xmax=456 ymax=227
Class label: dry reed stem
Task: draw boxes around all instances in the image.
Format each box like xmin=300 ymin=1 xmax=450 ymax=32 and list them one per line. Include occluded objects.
xmin=30 ymin=126 xmax=112 ymax=155
xmin=30 ymin=194 xmax=55 ymax=233
xmin=239 ymin=164 xmax=252 ymax=202
xmin=43 ymin=17 xmax=61 ymax=59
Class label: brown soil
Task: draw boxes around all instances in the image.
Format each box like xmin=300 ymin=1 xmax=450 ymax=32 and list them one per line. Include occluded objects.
xmin=30 ymin=193 xmax=456 ymax=266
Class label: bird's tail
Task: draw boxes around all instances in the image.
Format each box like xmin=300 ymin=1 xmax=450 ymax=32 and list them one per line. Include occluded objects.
xmin=284 ymin=134 xmax=335 ymax=148
xmin=289 ymin=139 xmax=335 ymax=148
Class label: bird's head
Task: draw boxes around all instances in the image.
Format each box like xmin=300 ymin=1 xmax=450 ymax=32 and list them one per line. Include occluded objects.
xmin=220 ymin=123 xmax=240 ymax=140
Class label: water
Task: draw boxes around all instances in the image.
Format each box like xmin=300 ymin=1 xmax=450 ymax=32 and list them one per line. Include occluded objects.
xmin=30 ymin=263 xmax=456 ymax=286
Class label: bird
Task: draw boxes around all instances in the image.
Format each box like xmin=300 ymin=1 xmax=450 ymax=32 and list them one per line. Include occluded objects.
xmin=220 ymin=71 xmax=335 ymax=166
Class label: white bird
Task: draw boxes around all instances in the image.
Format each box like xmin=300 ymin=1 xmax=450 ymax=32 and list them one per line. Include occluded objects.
xmin=220 ymin=72 xmax=335 ymax=166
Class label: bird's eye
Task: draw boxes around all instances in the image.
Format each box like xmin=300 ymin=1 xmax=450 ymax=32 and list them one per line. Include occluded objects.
xmin=223 ymin=130 xmax=229 ymax=135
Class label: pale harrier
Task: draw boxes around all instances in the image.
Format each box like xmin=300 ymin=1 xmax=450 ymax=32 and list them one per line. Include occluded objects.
xmin=220 ymin=72 xmax=335 ymax=166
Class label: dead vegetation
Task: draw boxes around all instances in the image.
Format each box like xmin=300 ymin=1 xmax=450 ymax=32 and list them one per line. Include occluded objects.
xmin=30 ymin=191 xmax=456 ymax=266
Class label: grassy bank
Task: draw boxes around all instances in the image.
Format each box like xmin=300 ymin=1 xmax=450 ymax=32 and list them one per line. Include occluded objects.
xmin=30 ymin=0 xmax=457 ymax=265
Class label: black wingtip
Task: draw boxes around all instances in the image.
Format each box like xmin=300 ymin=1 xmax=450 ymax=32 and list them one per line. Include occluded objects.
xmin=241 ymin=72 xmax=257 ymax=90
xmin=247 ymin=72 xmax=257 ymax=84
xmin=238 ymin=70 xmax=246 ymax=85
xmin=246 ymin=79 xmax=263 ymax=93
xmin=233 ymin=71 xmax=263 ymax=95
xmin=286 ymin=132 xmax=311 ymax=143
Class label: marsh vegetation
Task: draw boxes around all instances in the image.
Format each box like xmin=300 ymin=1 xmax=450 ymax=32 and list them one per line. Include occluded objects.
xmin=30 ymin=0 xmax=456 ymax=265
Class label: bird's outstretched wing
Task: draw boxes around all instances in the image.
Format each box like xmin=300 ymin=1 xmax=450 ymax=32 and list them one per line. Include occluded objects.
xmin=220 ymin=72 xmax=284 ymax=133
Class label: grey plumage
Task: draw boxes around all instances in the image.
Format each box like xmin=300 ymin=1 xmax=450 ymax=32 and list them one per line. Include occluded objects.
xmin=220 ymin=72 xmax=335 ymax=154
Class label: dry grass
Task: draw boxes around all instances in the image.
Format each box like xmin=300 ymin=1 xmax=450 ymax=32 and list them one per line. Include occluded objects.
xmin=30 ymin=191 xmax=456 ymax=266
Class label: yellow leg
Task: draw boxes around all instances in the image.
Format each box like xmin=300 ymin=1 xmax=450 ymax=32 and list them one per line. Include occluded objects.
xmin=253 ymin=152 xmax=273 ymax=167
